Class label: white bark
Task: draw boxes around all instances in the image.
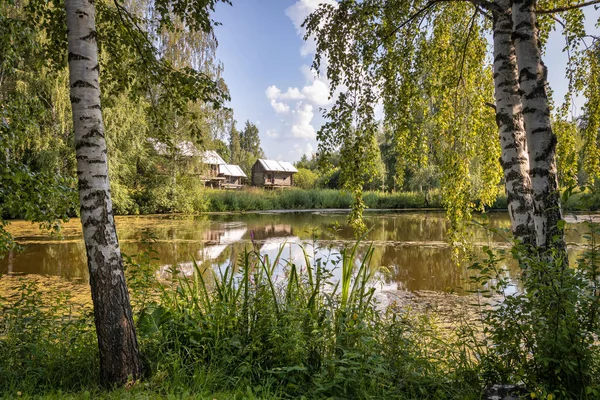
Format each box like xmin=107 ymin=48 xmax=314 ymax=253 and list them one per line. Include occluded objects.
xmin=65 ymin=0 xmax=141 ymax=385
xmin=512 ymin=0 xmax=565 ymax=250
xmin=492 ymin=0 xmax=535 ymax=246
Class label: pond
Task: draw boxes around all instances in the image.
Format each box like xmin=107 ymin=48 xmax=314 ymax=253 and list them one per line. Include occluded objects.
xmin=1 ymin=210 xmax=597 ymax=293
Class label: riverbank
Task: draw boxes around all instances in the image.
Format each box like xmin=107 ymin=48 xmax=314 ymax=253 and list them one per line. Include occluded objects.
xmin=0 ymin=271 xmax=486 ymax=399
xmin=2 ymin=222 xmax=600 ymax=399
xmin=204 ymin=187 xmax=600 ymax=213
xmin=205 ymin=188 xmax=509 ymax=212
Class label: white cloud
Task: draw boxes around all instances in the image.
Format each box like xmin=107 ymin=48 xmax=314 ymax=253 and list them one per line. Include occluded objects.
xmin=265 ymin=85 xmax=281 ymax=99
xmin=270 ymin=99 xmax=290 ymax=113
xmin=266 ymin=86 xmax=290 ymax=113
xmin=262 ymin=1 xmax=339 ymax=151
xmin=302 ymin=79 xmax=330 ymax=106
xmin=291 ymin=102 xmax=316 ymax=139
xmin=280 ymin=87 xmax=305 ymax=100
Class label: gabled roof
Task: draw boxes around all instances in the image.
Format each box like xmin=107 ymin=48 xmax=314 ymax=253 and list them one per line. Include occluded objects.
xmin=219 ymin=164 xmax=247 ymax=178
xmin=202 ymin=150 xmax=226 ymax=165
xmin=256 ymin=159 xmax=298 ymax=173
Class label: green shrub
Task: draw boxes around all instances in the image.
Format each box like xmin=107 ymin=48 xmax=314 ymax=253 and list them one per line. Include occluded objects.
xmin=0 ymin=281 xmax=98 ymax=395
xmin=294 ymin=168 xmax=319 ymax=189
xmin=470 ymin=222 xmax=600 ymax=398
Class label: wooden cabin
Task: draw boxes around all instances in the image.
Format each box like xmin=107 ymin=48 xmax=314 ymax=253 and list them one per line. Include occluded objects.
xmin=219 ymin=164 xmax=247 ymax=189
xmin=201 ymin=150 xmax=227 ymax=187
xmin=251 ymin=159 xmax=298 ymax=188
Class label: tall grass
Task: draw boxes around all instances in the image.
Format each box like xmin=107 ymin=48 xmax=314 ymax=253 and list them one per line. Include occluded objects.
xmin=206 ymin=188 xmax=448 ymax=212
xmin=205 ymin=188 xmax=510 ymax=212
xmin=0 ymin=239 xmax=478 ymax=399
xmin=137 ymin=239 xmax=476 ymax=398
xmin=5 ymin=224 xmax=599 ymax=398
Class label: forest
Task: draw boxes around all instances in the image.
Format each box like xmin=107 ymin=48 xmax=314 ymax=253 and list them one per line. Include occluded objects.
xmin=1 ymin=0 xmax=600 ymax=398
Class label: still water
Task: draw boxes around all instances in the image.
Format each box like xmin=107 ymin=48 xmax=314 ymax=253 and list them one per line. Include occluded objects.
xmin=1 ymin=210 xmax=596 ymax=293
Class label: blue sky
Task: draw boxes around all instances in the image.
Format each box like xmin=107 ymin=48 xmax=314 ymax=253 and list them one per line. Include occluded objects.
xmin=214 ymin=1 xmax=598 ymax=162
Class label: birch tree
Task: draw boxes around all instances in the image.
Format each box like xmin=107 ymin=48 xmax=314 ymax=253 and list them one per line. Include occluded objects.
xmin=512 ymin=0 xmax=564 ymax=250
xmin=305 ymin=0 xmax=599 ymax=251
xmin=65 ymin=0 xmax=142 ymax=384
xmin=492 ymin=0 xmax=535 ymax=245
xmin=51 ymin=0 xmax=232 ymax=385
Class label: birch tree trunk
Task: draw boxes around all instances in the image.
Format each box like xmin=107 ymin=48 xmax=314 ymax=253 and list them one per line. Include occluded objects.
xmin=65 ymin=0 xmax=142 ymax=385
xmin=512 ymin=0 xmax=565 ymax=251
xmin=492 ymin=0 xmax=535 ymax=246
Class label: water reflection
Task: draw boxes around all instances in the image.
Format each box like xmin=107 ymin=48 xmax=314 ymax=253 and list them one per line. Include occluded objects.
xmin=1 ymin=211 xmax=596 ymax=293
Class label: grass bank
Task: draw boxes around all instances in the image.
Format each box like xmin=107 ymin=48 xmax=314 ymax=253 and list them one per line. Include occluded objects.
xmin=2 ymin=225 xmax=600 ymax=399
xmin=0 ymin=241 xmax=480 ymax=399
xmin=205 ymin=188 xmax=510 ymax=212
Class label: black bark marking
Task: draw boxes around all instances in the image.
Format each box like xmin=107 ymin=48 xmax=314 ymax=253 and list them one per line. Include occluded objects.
xmin=522 ymin=106 xmax=536 ymax=114
xmin=91 ymin=64 xmax=100 ymax=71
xmin=494 ymin=53 xmax=509 ymax=62
xmin=75 ymin=9 xmax=89 ymax=18
xmin=512 ymin=30 xmax=532 ymax=42
xmin=524 ymin=83 xmax=546 ymax=100
xmin=519 ymin=68 xmax=537 ymax=82
xmin=534 ymin=135 xmax=557 ymax=162
xmin=87 ymin=159 xmax=106 ymax=164
xmin=80 ymin=115 xmax=93 ymax=121
xmin=78 ymin=178 xmax=91 ymax=190
xmin=69 ymin=52 xmax=90 ymax=61
xmin=82 ymin=128 xmax=104 ymax=138
xmin=531 ymin=126 xmax=552 ymax=135
xmin=75 ymin=140 xmax=101 ymax=150
xmin=88 ymin=104 xmax=102 ymax=110
xmin=72 ymin=80 xmax=98 ymax=89
xmin=70 ymin=96 xmax=82 ymax=104
xmin=80 ymin=30 xmax=97 ymax=42
xmin=530 ymin=167 xmax=551 ymax=177
xmin=498 ymin=78 xmax=518 ymax=88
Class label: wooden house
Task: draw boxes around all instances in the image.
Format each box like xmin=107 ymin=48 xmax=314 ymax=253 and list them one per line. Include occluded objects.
xmin=251 ymin=159 xmax=298 ymax=188
xmin=201 ymin=150 xmax=227 ymax=187
xmin=148 ymin=142 xmax=245 ymax=189
xmin=219 ymin=164 xmax=247 ymax=189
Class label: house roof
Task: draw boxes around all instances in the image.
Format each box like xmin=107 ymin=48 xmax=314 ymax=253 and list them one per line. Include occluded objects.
xmin=219 ymin=164 xmax=247 ymax=178
xmin=256 ymin=159 xmax=298 ymax=173
xmin=201 ymin=150 xmax=226 ymax=165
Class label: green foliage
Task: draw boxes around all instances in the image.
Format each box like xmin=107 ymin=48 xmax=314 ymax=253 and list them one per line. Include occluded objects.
xmin=293 ymin=168 xmax=319 ymax=190
xmin=469 ymin=223 xmax=600 ymax=397
xmin=0 ymin=239 xmax=480 ymax=399
xmin=305 ymin=1 xmax=502 ymax=237
xmin=0 ymin=0 xmax=233 ymax=250
xmin=407 ymin=165 xmax=441 ymax=192
xmin=0 ymin=281 xmax=98 ymax=394
xmin=295 ymin=153 xmax=318 ymax=171
xmin=315 ymin=167 xmax=341 ymax=189
xmin=204 ymin=188 xmax=454 ymax=212
xmin=133 ymin=239 xmax=476 ymax=399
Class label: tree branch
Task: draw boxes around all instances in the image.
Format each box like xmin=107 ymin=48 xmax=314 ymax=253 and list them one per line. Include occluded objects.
xmin=380 ymin=1 xmax=439 ymax=42
xmin=538 ymin=0 xmax=600 ymax=14
xmin=456 ymin=8 xmax=478 ymax=90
